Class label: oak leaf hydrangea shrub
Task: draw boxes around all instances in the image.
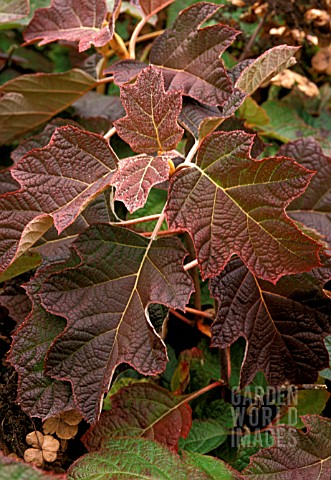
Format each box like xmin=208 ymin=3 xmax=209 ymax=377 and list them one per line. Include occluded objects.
xmin=0 ymin=0 xmax=330 ymax=477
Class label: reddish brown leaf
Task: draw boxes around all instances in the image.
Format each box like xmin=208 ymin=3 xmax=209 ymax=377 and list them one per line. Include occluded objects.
xmin=0 ymin=69 xmax=96 ymax=145
xmin=0 ymin=126 xmax=117 ymax=275
xmin=165 ymin=130 xmax=321 ymax=282
xmin=210 ymin=256 xmax=331 ymax=388
xmin=105 ymin=59 xmax=146 ymax=85
xmin=112 ymin=151 xmax=179 ymax=212
xmin=138 ymin=0 xmax=175 ymax=16
xmin=114 ymin=66 xmax=183 ymax=153
xmin=179 ymin=88 xmax=246 ymax=140
xmin=243 ymin=415 xmax=331 ymax=479
xmin=24 ymin=0 xmax=111 ymax=52
xmin=9 ymin=260 xmax=80 ymax=420
xmin=279 ymin=137 xmax=331 ymax=251
xmin=35 ymin=195 xmax=111 ymax=264
xmin=72 ymin=91 xmax=125 ymax=123
xmin=11 ymin=119 xmax=82 ymax=163
xmin=149 ymin=2 xmax=239 ymax=106
xmin=0 ymin=168 xmax=20 ymax=195
xmin=39 ymin=224 xmax=194 ymax=422
xmin=83 ymin=382 xmax=192 ymax=452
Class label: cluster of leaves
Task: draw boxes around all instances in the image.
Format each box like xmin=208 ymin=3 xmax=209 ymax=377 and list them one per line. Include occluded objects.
xmin=0 ymin=0 xmax=331 ymax=478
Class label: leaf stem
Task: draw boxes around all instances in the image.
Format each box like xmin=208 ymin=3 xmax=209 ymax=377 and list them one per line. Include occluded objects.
xmin=97 ymin=76 xmax=114 ymax=85
xmin=129 ymin=15 xmax=152 ymax=59
xmin=184 ymin=139 xmax=199 ymax=165
xmin=104 ymin=126 xmax=117 ymax=140
xmin=184 ymin=306 xmax=214 ymax=319
xmin=169 ymin=308 xmax=195 ymax=326
xmin=184 ymin=259 xmax=198 ymax=271
xmin=110 ymin=214 xmax=161 ymax=226
xmin=184 ymin=380 xmax=225 ymax=403
xmin=140 ymin=228 xmax=185 ymax=237
xmin=150 ymin=207 xmax=166 ymax=242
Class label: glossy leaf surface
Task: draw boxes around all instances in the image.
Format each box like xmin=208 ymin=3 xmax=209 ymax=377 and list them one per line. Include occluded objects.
xmin=166 ymin=130 xmax=321 ymax=282
xmin=210 ymin=256 xmax=331 ymax=387
xmin=24 ymin=0 xmax=111 ymax=52
xmin=114 ymin=66 xmax=183 ymax=153
xmin=39 ymin=224 xmax=193 ymax=422
xmin=83 ymin=382 xmax=191 ymax=451
xmin=0 ymin=126 xmax=117 ymax=274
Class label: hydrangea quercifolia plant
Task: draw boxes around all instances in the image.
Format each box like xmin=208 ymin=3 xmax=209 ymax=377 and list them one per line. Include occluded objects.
xmin=0 ymin=1 xmax=330 ymax=478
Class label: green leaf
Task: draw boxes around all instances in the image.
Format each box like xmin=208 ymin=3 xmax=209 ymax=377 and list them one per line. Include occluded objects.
xmin=276 ymin=381 xmax=330 ymax=429
xmin=68 ymin=437 xmax=240 ymax=479
xmin=0 ymin=452 xmax=65 ymax=479
xmin=179 ymin=418 xmax=228 ymax=454
xmin=182 ymin=450 xmax=241 ymax=479
xmin=83 ymin=382 xmax=192 ymax=452
xmin=127 ymin=188 xmax=168 ymax=231
xmin=0 ymin=250 xmax=41 ymax=282
xmin=236 ymin=45 xmax=299 ymax=95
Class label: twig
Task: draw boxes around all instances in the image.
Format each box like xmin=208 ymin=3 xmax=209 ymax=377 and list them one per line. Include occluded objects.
xmin=239 ymin=13 xmax=267 ymax=62
xmin=184 ymin=307 xmax=214 ymax=319
xmin=140 ymin=228 xmax=185 ymax=237
xmin=184 ymin=259 xmax=198 ymax=271
xmin=97 ymin=76 xmax=114 ymax=85
xmin=110 ymin=214 xmax=161 ymax=227
xmin=184 ymin=139 xmax=199 ymax=165
xmin=103 ymin=126 xmax=117 ymax=140
xmin=169 ymin=308 xmax=194 ymax=326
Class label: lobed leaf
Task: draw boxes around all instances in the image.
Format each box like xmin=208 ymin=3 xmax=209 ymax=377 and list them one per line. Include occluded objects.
xmin=210 ymin=256 xmax=331 ymax=388
xmin=242 ymin=415 xmax=331 ymax=479
xmin=114 ymin=66 xmax=184 ymax=153
xmin=149 ymin=2 xmax=239 ymax=106
xmin=24 ymin=0 xmax=112 ymax=52
xmin=35 ymin=194 xmax=112 ymax=264
xmin=0 ymin=126 xmax=117 ymax=275
xmin=9 ymin=261 xmax=78 ymax=420
xmin=236 ymin=45 xmax=299 ymax=95
xmin=165 ymin=130 xmax=321 ymax=282
xmin=38 ymin=224 xmax=194 ymax=422
xmin=83 ymin=382 xmax=192 ymax=452
xmin=278 ymin=137 xmax=331 ymax=251
xmin=0 ymin=69 xmax=96 ymax=145
xmin=111 ymin=151 xmax=179 ymax=212
xmin=0 ymin=0 xmax=29 ymax=23
xmin=10 ymin=118 xmax=82 ymax=164
xmin=108 ymin=3 xmax=239 ymax=106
